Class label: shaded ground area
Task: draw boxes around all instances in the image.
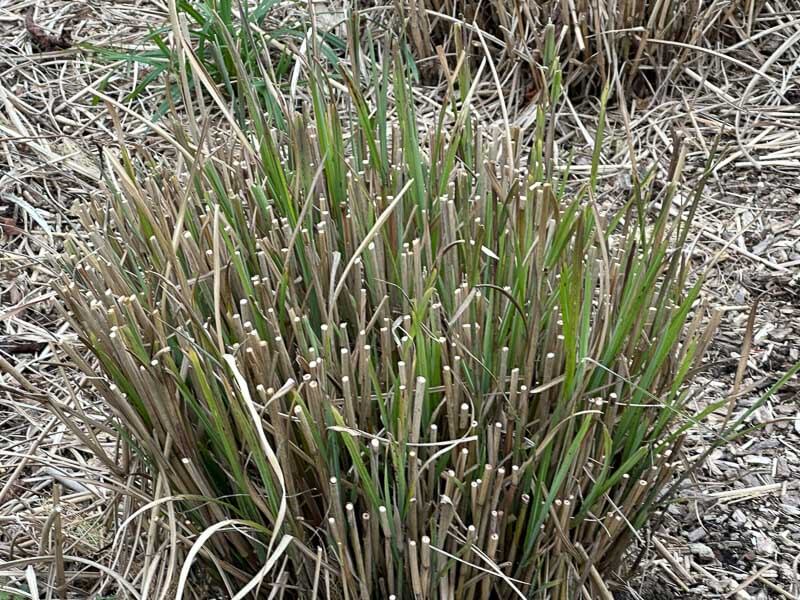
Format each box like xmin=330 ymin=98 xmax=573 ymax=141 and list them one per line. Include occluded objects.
xmin=1 ymin=1 xmax=799 ymax=598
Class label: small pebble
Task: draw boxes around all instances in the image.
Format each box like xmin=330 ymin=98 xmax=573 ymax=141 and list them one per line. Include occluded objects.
xmin=688 ymin=527 xmax=706 ymax=542
xmin=751 ymin=531 xmax=777 ymax=556
xmin=689 ymin=542 xmax=715 ymax=562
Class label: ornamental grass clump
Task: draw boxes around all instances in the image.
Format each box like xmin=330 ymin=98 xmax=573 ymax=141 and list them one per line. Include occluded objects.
xmin=401 ymin=0 xmax=754 ymax=102
xmin=58 ymin=33 xmax=718 ymax=598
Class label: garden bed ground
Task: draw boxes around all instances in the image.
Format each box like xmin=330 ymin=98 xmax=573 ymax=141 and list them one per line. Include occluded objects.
xmin=1 ymin=1 xmax=799 ymax=598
